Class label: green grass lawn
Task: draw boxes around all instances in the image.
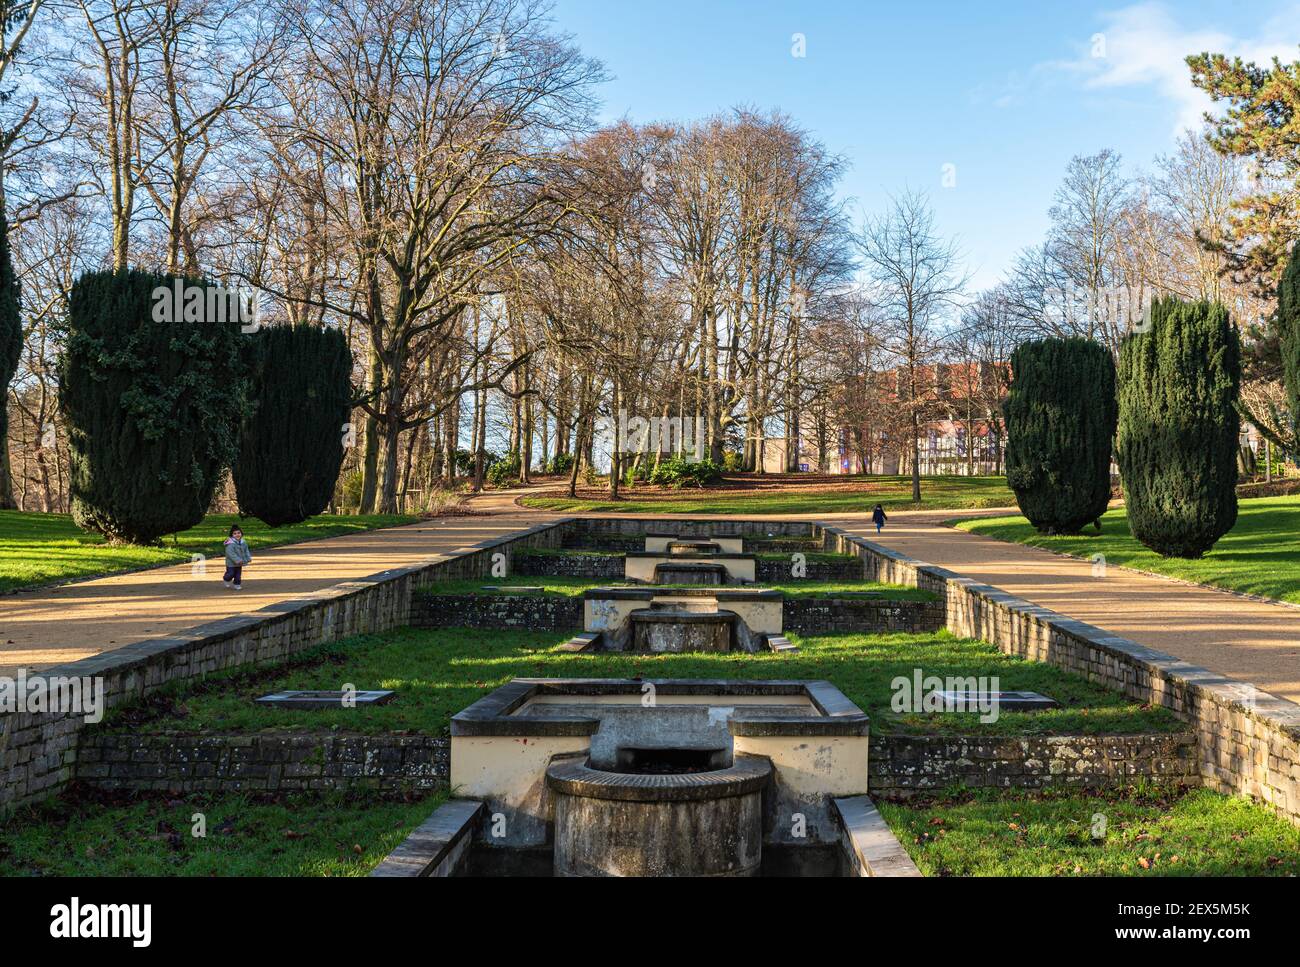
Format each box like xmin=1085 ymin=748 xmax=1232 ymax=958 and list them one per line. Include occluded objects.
xmin=523 ymin=474 xmax=1016 ymax=514
xmin=0 ymin=510 xmax=417 ymax=593
xmin=418 ymin=575 xmax=938 ymax=601
xmin=878 ymin=784 xmax=1300 ymax=876
xmin=104 ymin=625 xmax=1178 ymax=738
xmin=0 ymin=789 xmax=444 ymax=876
xmin=954 ymin=495 xmax=1300 ymax=605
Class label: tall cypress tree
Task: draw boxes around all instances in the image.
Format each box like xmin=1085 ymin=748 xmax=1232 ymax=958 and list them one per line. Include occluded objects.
xmin=59 ymin=269 xmax=247 ymax=544
xmin=1003 ymin=337 xmax=1117 ymax=534
xmin=0 ymin=212 xmax=20 ymax=509
xmin=1277 ymin=240 xmax=1300 ymax=442
xmin=232 ymin=325 xmax=352 ymax=526
xmin=1116 ymin=297 xmax=1241 ymax=558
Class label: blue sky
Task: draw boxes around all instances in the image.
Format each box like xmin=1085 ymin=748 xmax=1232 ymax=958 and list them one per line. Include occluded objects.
xmin=550 ymin=0 xmax=1300 ymax=291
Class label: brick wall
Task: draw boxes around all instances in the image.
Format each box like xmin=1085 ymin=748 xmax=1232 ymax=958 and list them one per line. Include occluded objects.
xmin=410 ymin=592 xmax=582 ymax=631
xmin=77 ymin=732 xmax=451 ymax=793
xmin=0 ymin=519 xmax=572 ymax=816
xmin=868 ymin=732 xmax=1198 ymax=800
xmin=818 ymin=523 xmax=1300 ymax=827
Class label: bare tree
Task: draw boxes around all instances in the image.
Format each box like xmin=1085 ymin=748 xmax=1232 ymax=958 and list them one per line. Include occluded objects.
xmin=857 ymin=190 xmax=967 ymax=501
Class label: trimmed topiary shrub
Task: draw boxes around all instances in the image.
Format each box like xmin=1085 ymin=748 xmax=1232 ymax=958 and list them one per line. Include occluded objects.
xmin=1003 ymin=337 xmax=1117 ymax=534
xmin=232 ymin=325 xmax=353 ymax=526
xmin=1116 ymin=297 xmax=1241 ymax=558
xmin=0 ymin=212 xmax=22 ymax=508
xmin=59 ymin=269 xmax=247 ymax=544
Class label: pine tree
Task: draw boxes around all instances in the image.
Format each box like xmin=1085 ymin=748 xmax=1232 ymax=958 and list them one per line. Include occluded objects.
xmin=1116 ymin=297 xmax=1241 ymax=558
xmin=1003 ymin=337 xmax=1117 ymax=534
xmin=59 ymin=270 xmax=247 ymax=544
xmin=232 ymin=325 xmax=353 ymax=526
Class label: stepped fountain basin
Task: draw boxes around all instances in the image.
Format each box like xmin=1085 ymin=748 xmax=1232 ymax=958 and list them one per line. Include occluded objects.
xmin=449 ymin=678 xmax=871 ymax=874
xmin=584 ymin=587 xmax=782 ymax=652
xmin=625 ymin=551 xmax=755 ymax=584
xmin=653 ymin=560 xmax=727 ymax=584
xmin=645 ymin=533 xmax=744 ymax=554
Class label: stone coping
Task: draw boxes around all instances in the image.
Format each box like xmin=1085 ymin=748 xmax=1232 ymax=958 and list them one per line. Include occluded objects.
xmin=832 ymin=795 xmax=923 ymax=877
xmin=583 ymin=586 xmax=783 ymax=601
xmin=545 ymin=753 xmax=771 ymax=803
xmin=450 ymin=677 xmax=869 ymax=738
xmin=369 ymin=799 xmax=484 ymax=877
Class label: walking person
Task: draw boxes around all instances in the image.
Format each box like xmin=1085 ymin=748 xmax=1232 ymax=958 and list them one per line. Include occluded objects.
xmin=223 ymin=525 xmax=253 ymax=590
xmin=871 ymin=503 xmax=888 ymax=535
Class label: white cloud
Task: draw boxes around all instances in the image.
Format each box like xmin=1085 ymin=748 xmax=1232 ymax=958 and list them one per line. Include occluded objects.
xmin=1028 ymin=2 xmax=1300 ymax=137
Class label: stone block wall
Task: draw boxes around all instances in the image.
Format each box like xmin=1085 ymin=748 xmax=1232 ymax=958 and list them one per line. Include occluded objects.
xmin=410 ymin=593 xmax=582 ymax=631
xmin=513 ymin=551 xmax=626 ymax=578
xmin=73 ymin=727 xmax=1199 ymax=800
xmin=755 ymin=558 xmax=864 ymax=583
xmin=77 ymin=732 xmax=451 ymax=793
xmin=868 ymin=732 xmax=1198 ymax=800
xmin=818 ymin=523 xmax=1300 ymax=827
xmin=783 ymin=597 xmax=944 ymax=635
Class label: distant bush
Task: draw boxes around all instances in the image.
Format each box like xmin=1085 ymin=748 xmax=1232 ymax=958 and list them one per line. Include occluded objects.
xmin=650 ymin=456 xmax=723 ymax=488
xmin=722 ymin=450 xmax=745 ymax=472
xmin=543 ymin=453 xmax=575 ymax=475
xmin=486 ymin=452 xmax=521 ymax=487
xmin=339 ymin=469 xmax=364 ymax=511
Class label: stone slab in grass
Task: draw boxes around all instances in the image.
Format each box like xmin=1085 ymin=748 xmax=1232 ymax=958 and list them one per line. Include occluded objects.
xmin=255 ymin=689 xmax=396 ymax=708
xmin=931 ymin=690 xmax=1060 ymax=712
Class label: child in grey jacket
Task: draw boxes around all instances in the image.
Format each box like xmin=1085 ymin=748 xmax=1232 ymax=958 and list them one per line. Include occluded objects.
xmin=223 ymin=525 xmax=253 ymax=590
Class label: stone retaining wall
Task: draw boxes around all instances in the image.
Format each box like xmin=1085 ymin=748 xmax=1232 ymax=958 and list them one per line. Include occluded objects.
xmin=818 ymin=523 xmax=1300 ymax=827
xmin=564 ymin=518 xmax=816 ymax=542
xmin=77 ymin=732 xmax=450 ymax=793
xmin=73 ymin=728 xmax=1197 ymax=800
xmin=0 ymin=519 xmax=572 ymax=816
xmin=783 ymin=597 xmax=944 ymax=635
xmin=755 ymin=558 xmax=864 ymax=583
xmin=513 ymin=551 xmax=626 ymax=578
xmin=511 ymin=550 xmax=862 ymax=583
xmin=868 ymin=732 xmax=1199 ymax=800
xmin=410 ymin=593 xmax=582 ymax=631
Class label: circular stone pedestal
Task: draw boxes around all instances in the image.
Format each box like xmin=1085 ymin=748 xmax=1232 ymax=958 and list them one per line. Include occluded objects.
xmin=653 ymin=561 xmax=727 ymax=585
xmin=546 ymin=755 xmax=770 ymax=877
xmin=667 ymin=539 xmax=721 ymax=555
xmin=629 ymin=608 xmax=732 ymax=652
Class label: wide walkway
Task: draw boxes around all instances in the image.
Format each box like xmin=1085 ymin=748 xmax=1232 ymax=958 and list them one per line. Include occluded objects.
xmin=2 ymin=493 xmax=1298 ymax=704
xmin=0 ymin=492 xmax=550 ymax=673
xmin=830 ymin=507 xmax=1300 ymax=703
